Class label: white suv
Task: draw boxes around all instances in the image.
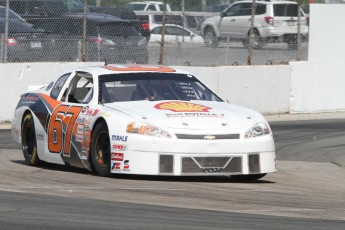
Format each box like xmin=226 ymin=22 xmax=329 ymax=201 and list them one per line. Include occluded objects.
xmin=126 ymin=1 xmax=171 ymax=12
xmin=200 ymin=0 xmax=309 ymax=49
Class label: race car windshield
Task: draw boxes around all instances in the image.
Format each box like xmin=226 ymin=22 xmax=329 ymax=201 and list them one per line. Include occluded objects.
xmin=98 ymin=73 xmax=223 ymax=103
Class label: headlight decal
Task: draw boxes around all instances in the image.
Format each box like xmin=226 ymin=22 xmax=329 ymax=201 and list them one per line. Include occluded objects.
xmin=127 ymin=122 xmax=171 ymax=138
xmin=244 ymin=122 xmax=271 ymax=139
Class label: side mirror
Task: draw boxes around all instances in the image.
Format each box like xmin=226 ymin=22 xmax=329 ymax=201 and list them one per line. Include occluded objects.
xmin=220 ymin=11 xmax=225 ymax=17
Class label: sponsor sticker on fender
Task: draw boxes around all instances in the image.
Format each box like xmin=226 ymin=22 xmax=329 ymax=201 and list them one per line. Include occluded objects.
xmin=112 ymin=135 xmax=128 ymax=142
xmin=86 ymin=109 xmax=100 ymax=116
xmin=111 ymin=152 xmax=124 ymax=161
xmin=112 ymin=144 xmax=128 ymax=151
xmin=111 ymin=162 xmax=121 ymax=172
xmin=123 ymin=160 xmax=130 ymax=171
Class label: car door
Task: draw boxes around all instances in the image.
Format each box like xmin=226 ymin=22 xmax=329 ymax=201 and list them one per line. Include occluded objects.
xmin=36 ymin=72 xmax=72 ymax=164
xmin=218 ymin=3 xmax=248 ymax=39
xmin=150 ymin=25 xmax=190 ymax=44
xmin=150 ymin=26 xmax=162 ymax=43
xmin=165 ymin=26 xmax=192 ymax=44
xmin=45 ymin=72 xmax=94 ymax=164
xmin=218 ymin=4 xmax=238 ymax=38
xmin=158 ymin=26 xmax=180 ymax=44
xmin=231 ymin=3 xmax=253 ymax=39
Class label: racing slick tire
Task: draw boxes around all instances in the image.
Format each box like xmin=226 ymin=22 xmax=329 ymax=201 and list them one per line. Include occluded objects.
xmin=90 ymin=121 xmax=111 ymax=177
xmin=21 ymin=113 xmax=41 ymax=166
xmin=230 ymin=173 xmax=267 ymax=181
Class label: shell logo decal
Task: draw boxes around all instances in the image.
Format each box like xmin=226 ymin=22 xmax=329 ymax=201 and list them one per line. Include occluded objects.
xmin=154 ymin=101 xmax=211 ymax=112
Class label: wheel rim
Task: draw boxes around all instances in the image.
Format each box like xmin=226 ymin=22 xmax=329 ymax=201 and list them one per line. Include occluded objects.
xmin=252 ymin=32 xmax=260 ymax=47
xmin=94 ymin=131 xmax=110 ymax=168
xmin=205 ymin=31 xmax=215 ymax=45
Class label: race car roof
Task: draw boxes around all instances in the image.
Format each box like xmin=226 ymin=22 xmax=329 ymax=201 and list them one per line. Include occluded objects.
xmin=74 ymin=65 xmax=191 ymax=76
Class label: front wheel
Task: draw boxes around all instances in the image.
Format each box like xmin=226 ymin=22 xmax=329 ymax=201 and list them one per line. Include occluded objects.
xmin=90 ymin=122 xmax=111 ymax=177
xmin=22 ymin=113 xmax=41 ymax=166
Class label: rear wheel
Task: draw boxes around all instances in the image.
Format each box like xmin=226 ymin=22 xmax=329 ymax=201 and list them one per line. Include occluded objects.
xmin=21 ymin=113 xmax=41 ymax=166
xmin=286 ymin=34 xmax=302 ymax=49
xmin=242 ymin=29 xmax=263 ymax=49
xmin=287 ymin=38 xmax=298 ymax=50
xmin=90 ymin=122 xmax=111 ymax=177
xmin=204 ymin=27 xmax=219 ymax=48
xmin=230 ymin=173 xmax=267 ymax=181
xmin=287 ymin=43 xmax=297 ymax=49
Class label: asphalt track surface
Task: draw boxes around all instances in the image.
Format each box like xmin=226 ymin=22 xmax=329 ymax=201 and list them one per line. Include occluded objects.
xmin=0 ymin=119 xmax=345 ymax=229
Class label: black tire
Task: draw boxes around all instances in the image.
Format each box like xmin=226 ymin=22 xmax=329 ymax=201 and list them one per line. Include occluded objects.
xmin=252 ymin=30 xmax=264 ymax=49
xmin=287 ymin=43 xmax=297 ymax=49
xmin=22 ymin=113 xmax=41 ymax=166
xmin=230 ymin=173 xmax=267 ymax=181
xmin=242 ymin=39 xmax=249 ymax=49
xmin=243 ymin=29 xmax=263 ymax=49
xmin=204 ymin=27 xmax=219 ymax=48
xmin=90 ymin=122 xmax=111 ymax=177
xmin=287 ymin=38 xmax=299 ymax=49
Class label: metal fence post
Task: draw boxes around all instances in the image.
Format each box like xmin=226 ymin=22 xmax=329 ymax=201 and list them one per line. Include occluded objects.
xmin=177 ymin=41 xmax=182 ymax=65
xmin=225 ymin=37 xmax=230 ymax=62
xmin=297 ymin=0 xmax=302 ymax=61
xmin=97 ymin=35 xmax=101 ymax=62
xmin=78 ymin=40 xmax=82 ymax=61
xmin=158 ymin=0 xmax=168 ymax=65
xmin=3 ymin=0 xmax=10 ymax=63
xmin=0 ymin=34 xmax=4 ymax=63
xmin=247 ymin=0 xmax=256 ymax=65
xmin=81 ymin=0 xmax=87 ymax=62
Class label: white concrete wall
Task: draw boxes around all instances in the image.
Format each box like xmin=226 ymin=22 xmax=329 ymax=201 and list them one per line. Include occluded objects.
xmin=308 ymin=4 xmax=345 ymax=62
xmin=290 ymin=61 xmax=345 ymax=113
xmin=291 ymin=4 xmax=345 ymax=113
xmin=184 ymin=65 xmax=291 ymax=115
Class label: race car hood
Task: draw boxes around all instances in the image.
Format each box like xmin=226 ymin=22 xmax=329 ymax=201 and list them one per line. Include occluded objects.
xmin=107 ymin=100 xmax=263 ymax=130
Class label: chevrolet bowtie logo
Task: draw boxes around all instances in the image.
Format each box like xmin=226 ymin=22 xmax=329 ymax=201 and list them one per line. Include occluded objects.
xmin=203 ymin=135 xmax=216 ymax=140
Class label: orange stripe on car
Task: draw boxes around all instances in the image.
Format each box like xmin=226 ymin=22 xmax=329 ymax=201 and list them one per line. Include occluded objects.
xmin=38 ymin=93 xmax=62 ymax=109
xmin=103 ymin=65 xmax=176 ymax=72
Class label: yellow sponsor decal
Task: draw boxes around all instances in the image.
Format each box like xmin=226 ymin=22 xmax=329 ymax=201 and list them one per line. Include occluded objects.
xmin=154 ymin=101 xmax=211 ymax=112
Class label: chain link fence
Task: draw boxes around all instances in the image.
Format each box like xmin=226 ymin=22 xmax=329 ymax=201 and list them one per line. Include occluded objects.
xmin=0 ymin=0 xmax=310 ymax=65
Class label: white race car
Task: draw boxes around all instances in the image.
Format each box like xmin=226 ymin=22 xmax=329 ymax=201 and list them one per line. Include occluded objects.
xmin=12 ymin=65 xmax=276 ymax=180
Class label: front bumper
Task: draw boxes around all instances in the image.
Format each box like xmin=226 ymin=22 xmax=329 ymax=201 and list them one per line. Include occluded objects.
xmin=110 ymin=135 xmax=276 ymax=176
